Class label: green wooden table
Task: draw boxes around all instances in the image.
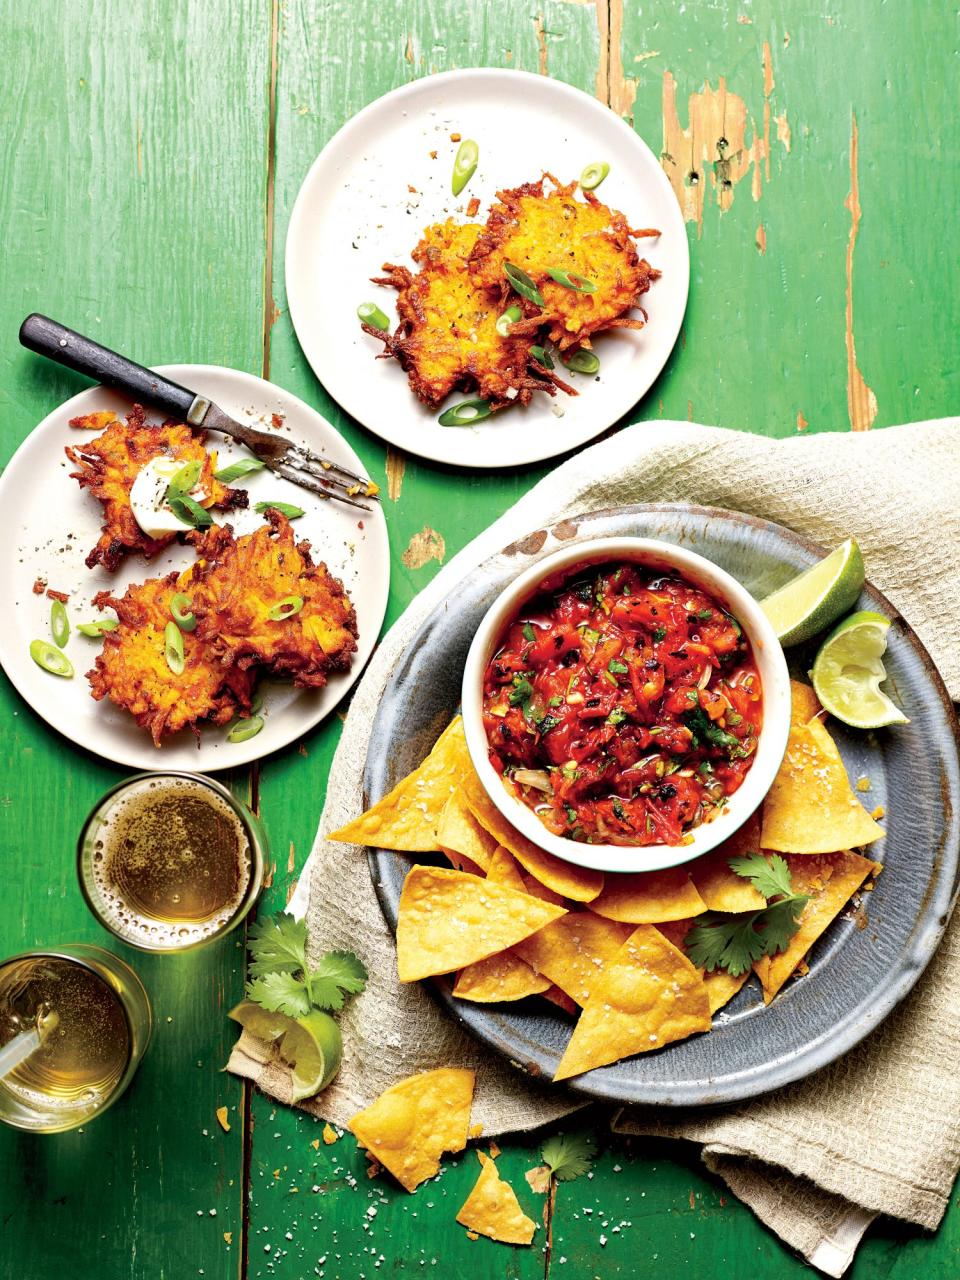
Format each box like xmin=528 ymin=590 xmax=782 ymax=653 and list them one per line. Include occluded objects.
xmin=2 ymin=2 xmax=958 ymax=1276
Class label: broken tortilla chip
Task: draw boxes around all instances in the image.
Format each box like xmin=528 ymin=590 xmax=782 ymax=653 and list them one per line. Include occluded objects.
xmin=396 ymin=865 xmax=566 ymax=982
xmin=456 ymin=1152 xmax=536 ymax=1246
xmin=790 ymin=678 xmax=822 ymax=726
xmin=553 ymin=925 xmax=711 ymax=1080
xmin=754 ymin=851 xmax=879 ymax=1001
xmin=761 ymin=717 xmax=885 ymax=853
xmin=514 ymin=912 xmax=634 ymax=1006
xmin=541 ymin=984 xmax=578 ymax=1016
xmin=689 ymin=812 xmax=766 ymax=914
xmin=348 ymin=1067 xmax=475 ymax=1192
xmin=587 ymin=866 xmax=707 ymax=924
xmin=656 ymin=919 xmax=751 ymax=1014
xmin=461 ymin=767 xmax=604 ymax=902
xmin=436 ymin=789 xmax=499 ymax=872
xmin=328 ymin=717 xmax=470 ymax=851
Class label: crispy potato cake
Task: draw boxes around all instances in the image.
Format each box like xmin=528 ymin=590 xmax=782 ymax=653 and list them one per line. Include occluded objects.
xmin=468 ymin=174 xmax=660 ymax=350
xmin=88 ymin=570 xmax=256 ymax=745
xmin=189 ymin=512 xmax=358 ymax=687
xmin=66 ymin=405 xmax=246 ymax=572
xmin=364 ymin=220 xmax=571 ymax=408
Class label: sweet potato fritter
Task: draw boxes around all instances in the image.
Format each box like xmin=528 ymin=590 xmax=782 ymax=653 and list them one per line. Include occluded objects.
xmin=88 ymin=570 xmax=256 ymax=745
xmin=468 ymin=174 xmax=660 ymax=350
xmin=364 ymin=220 xmax=570 ymax=408
xmin=189 ymin=512 xmax=358 ymax=688
xmin=66 ymin=405 xmax=246 ymax=572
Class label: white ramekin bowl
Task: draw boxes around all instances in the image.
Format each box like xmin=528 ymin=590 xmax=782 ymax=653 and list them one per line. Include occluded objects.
xmin=460 ymin=537 xmax=791 ymax=874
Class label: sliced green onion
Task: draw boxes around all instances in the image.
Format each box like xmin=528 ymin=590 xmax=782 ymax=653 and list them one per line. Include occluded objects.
xmin=357 ymin=302 xmax=390 ymax=331
xmin=530 ymin=344 xmax=555 ymax=370
xmin=50 ymin=600 xmax=69 ymax=648
xmin=495 ymin=305 xmax=522 ymax=337
xmin=167 ymin=490 xmax=213 ymax=529
xmin=545 ymin=268 xmax=597 ymax=294
xmin=579 ymin=161 xmax=610 ymax=191
xmin=267 ymin=596 xmax=304 ymax=622
xmin=437 ymin=399 xmax=492 ymax=427
xmin=168 ymin=460 xmax=202 ymax=495
xmin=565 ymin=349 xmax=601 ymax=375
xmin=170 ymin=593 xmax=197 ymax=633
xmin=451 ymin=139 xmax=479 ymax=196
xmin=504 ymin=262 xmax=544 ymax=307
xmin=29 ymin=639 xmax=73 ymax=678
xmin=227 ymin=715 xmax=264 ymax=744
xmin=164 ymin=621 xmax=185 ymax=675
xmin=213 ymin=456 xmax=265 ymax=483
xmin=254 ymin=500 xmax=305 ymax=520
xmin=249 ymin=691 xmax=264 ymax=715
xmin=77 ymin=618 xmax=119 ymax=637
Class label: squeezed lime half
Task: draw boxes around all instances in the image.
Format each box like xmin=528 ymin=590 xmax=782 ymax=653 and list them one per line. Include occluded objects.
xmin=810 ymin=610 xmax=909 ymax=729
xmin=229 ymin=1000 xmax=343 ymax=1100
xmin=761 ymin=538 xmax=865 ymax=647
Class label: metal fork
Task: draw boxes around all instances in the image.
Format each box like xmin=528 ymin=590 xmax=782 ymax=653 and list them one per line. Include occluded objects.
xmin=19 ymin=314 xmax=379 ymax=511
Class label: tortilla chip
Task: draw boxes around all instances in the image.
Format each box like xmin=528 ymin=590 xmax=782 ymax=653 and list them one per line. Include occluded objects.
xmin=514 ymin=912 xmax=634 ymax=1006
xmin=790 ymin=678 xmax=821 ymax=726
xmin=486 ymin=844 xmax=528 ymax=893
xmin=442 ymin=850 xmax=486 ymax=876
xmin=396 ymin=865 xmax=567 ymax=982
xmin=460 ymin=767 xmax=604 ymax=903
xmin=542 ymin=985 xmax=578 ymax=1016
xmin=761 ymin=717 xmax=885 ymax=853
xmin=587 ymin=866 xmax=707 ymax=924
xmin=348 ymin=1067 xmax=475 ymax=1192
xmin=553 ymin=925 xmax=711 ymax=1080
xmin=456 ymin=1152 xmax=536 ymax=1246
xmin=689 ymin=812 xmax=766 ymax=914
xmin=436 ymin=789 xmax=499 ymax=872
xmin=328 ymin=717 xmax=469 ymax=851
xmin=753 ymin=851 xmax=879 ymax=1001
xmin=656 ymin=919 xmax=751 ymax=1013
xmin=520 ymin=873 xmax=565 ymax=906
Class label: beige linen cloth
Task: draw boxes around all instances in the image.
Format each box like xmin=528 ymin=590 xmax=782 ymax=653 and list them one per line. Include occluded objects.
xmin=228 ymin=419 xmax=960 ymax=1275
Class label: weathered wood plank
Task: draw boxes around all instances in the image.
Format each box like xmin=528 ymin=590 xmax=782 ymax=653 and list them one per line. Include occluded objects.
xmin=0 ymin=1 xmax=269 ymax=1276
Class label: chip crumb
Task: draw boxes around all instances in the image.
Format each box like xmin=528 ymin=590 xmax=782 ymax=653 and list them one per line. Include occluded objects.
xmin=366 ymin=1160 xmax=382 ymax=1179
xmin=488 ymin=1141 xmax=501 ymax=1159
xmin=466 ymin=1231 xmax=479 ymax=1241
xmin=468 ymin=1122 xmax=484 ymax=1139
xmin=871 ymin=805 xmax=885 ymax=820
xmin=856 ymin=776 xmax=871 ymax=792
xmin=216 ymin=1106 xmax=230 ymax=1132
xmin=223 ymin=1232 xmax=232 ymax=1245
xmin=322 ymin=1123 xmax=338 ymax=1145
xmin=525 ymin=1164 xmax=552 ymax=1195
xmin=310 ymin=1138 xmax=320 ymax=1150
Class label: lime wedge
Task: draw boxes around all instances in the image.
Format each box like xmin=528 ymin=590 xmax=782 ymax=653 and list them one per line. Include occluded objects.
xmin=810 ymin=611 xmax=909 ymax=729
xmin=760 ymin=538 xmax=865 ymax=646
xmin=229 ymin=1000 xmax=343 ymax=1101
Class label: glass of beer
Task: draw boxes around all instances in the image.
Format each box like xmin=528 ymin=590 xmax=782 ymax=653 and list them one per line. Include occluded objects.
xmin=0 ymin=944 xmax=152 ymax=1133
xmin=77 ymin=772 xmax=267 ymax=953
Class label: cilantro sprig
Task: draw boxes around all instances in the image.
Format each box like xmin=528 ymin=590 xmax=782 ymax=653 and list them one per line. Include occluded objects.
xmin=684 ymin=853 xmax=809 ymax=977
xmin=245 ymin=912 xmax=368 ymax=1018
xmin=541 ymin=1132 xmax=597 ymax=1182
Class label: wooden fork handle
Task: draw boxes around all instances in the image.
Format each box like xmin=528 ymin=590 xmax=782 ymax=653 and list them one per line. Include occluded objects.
xmin=19 ymin=314 xmax=209 ymax=425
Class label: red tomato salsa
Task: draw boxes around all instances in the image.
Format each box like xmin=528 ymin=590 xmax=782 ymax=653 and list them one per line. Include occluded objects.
xmin=481 ymin=560 xmax=763 ymax=847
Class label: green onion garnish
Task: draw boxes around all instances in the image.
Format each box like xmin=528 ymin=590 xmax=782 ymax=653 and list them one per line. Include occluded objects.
xmin=357 ymin=302 xmax=390 ymax=331
xmin=50 ymin=600 xmax=69 ymax=649
xmin=227 ymin=715 xmax=264 ymax=743
xmin=495 ymin=305 xmax=522 ymax=337
xmin=164 ymin=621 xmax=185 ymax=675
xmin=254 ymin=501 xmax=305 ymax=520
xmin=437 ymin=399 xmax=492 ymax=427
xmin=579 ymin=161 xmax=610 ymax=191
xmin=170 ymin=593 xmax=197 ymax=633
xmin=522 ymin=622 xmax=536 ymax=642
xmin=565 ymin=349 xmax=600 ymax=375
xmin=167 ymin=490 xmax=213 ymax=529
xmin=451 ymin=139 xmax=479 ymax=196
xmin=213 ymin=456 xmax=265 ymax=483
xmin=545 ymin=268 xmax=597 ymax=294
xmin=530 ymin=344 xmax=554 ymax=370
xmin=29 ymin=639 xmax=73 ymax=678
xmin=77 ymin=618 xmax=119 ymax=637
xmin=267 ymin=596 xmax=304 ymax=622
xmin=503 ymin=262 xmax=544 ymax=307
xmin=168 ymin=460 xmax=202 ymax=494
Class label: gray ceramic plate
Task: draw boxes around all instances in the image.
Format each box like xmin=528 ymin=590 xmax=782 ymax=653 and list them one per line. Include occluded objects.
xmin=366 ymin=505 xmax=960 ymax=1105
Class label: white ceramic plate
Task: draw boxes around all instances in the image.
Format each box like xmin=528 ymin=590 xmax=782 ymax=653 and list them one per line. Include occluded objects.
xmin=286 ymin=68 xmax=689 ymax=468
xmin=0 ymin=365 xmax=390 ymax=771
